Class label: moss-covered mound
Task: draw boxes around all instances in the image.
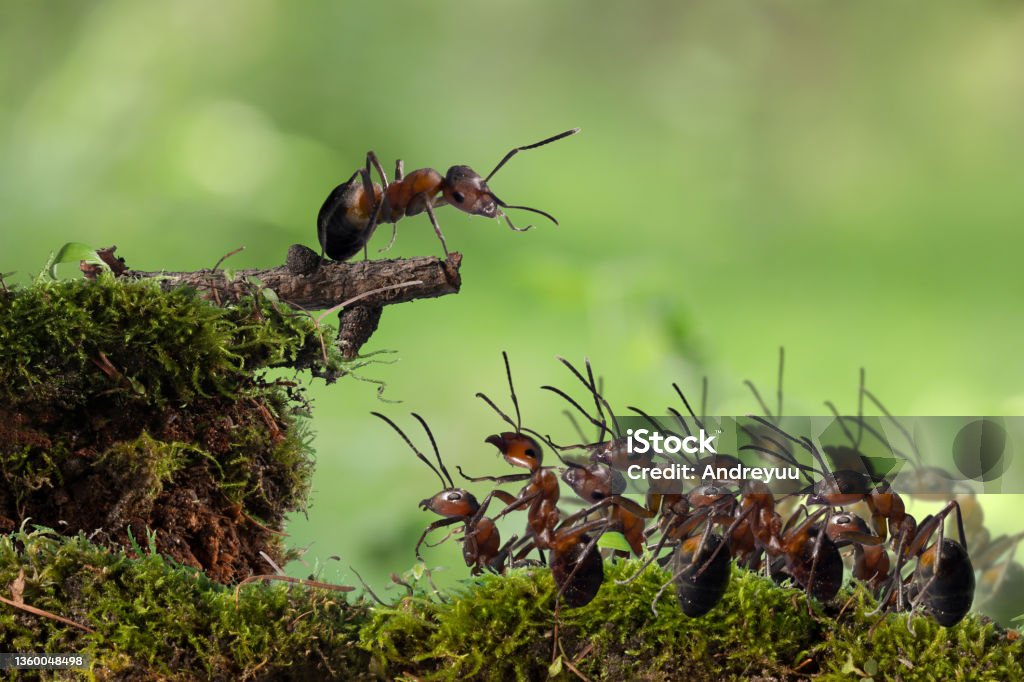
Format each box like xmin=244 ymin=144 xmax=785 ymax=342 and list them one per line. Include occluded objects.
xmin=2 ymin=530 xmax=1020 ymax=681
xmin=0 ymin=276 xmax=341 ymax=581
xmin=0 ymin=528 xmax=369 ymax=680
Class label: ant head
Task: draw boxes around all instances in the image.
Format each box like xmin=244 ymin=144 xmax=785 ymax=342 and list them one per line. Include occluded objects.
xmin=420 ymin=488 xmax=480 ymax=518
xmin=485 ymin=432 xmax=543 ymax=470
xmin=826 ymin=512 xmax=871 ymax=546
xmin=443 ymin=128 xmax=579 ymax=229
xmin=561 ymin=460 xmax=624 ymax=502
xmin=442 ymin=166 xmax=500 ymax=219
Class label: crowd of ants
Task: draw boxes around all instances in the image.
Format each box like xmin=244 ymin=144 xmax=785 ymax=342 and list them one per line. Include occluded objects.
xmin=374 ymin=351 xmax=1023 ymax=630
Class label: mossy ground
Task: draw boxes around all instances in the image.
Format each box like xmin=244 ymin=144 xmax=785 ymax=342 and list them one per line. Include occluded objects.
xmin=1 ymin=529 xmax=1019 ymax=680
xmin=0 ymin=276 xmax=342 ymax=581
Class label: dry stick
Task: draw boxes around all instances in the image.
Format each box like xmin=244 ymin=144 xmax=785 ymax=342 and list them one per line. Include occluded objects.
xmin=0 ymin=594 xmax=96 ymax=634
xmin=233 ymin=575 xmax=355 ymax=606
xmin=87 ymin=247 xmax=462 ymax=356
xmin=118 ymin=251 xmax=463 ymax=311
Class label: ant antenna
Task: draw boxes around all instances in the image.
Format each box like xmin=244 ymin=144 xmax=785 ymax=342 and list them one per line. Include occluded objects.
xmin=743 ymin=347 xmax=786 ymax=423
xmin=672 ymin=382 xmax=705 ymax=432
xmin=746 ymin=415 xmax=827 ymax=478
xmin=856 ymin=368 xmax=865 ymax=448
xmin=485 ymin=128 xmax=580 ymax=230
xmin=541 ymin=384 xmax=608 ymax=438
xmin=824 ymin=401 xmax=858 ymax=447
xmin=411 ymin=412 xmax=454 ymax=488
xmin=701 ymin=377 xmax=709 ymax=427
xmin=777 ymin=347 xmax=785 ymax=421
xmin=503 ymin=351 xmax=522 ymax=431
xmin=744 ymin=380 xmax=773 ymax=422
xmin=861 ymin=386 xmax=923 ymax=466
xmin=667 ymin=406 xmax=694 ymax=438
xmin=372 ymin=412 xmax=449 ymax=490
xmin=485 ymin=128 xmax=580 ymax=183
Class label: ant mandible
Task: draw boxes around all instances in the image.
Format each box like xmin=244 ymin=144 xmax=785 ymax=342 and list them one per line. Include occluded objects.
xmin=317 ymin=128 xmax=580 ymax=261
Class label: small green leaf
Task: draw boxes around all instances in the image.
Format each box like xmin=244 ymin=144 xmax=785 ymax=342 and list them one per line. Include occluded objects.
xmin=411 ymin=562 xmax=425 ymax=580
xmin=597 ymin=531 xmax=632 ymax=553
xmin=547 ymin=655 xmax=563 ymax=677
xmin=38 ymin=242 xmax=109 ymax=282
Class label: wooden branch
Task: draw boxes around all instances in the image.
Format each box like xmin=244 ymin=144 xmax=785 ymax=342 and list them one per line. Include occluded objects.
xmin=95 ymin=245 xmax=462 ymax=311
xmin=84 ymin=245 xmax=462 ymax=358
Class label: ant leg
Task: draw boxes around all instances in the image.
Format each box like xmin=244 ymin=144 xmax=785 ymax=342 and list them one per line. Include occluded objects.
xmin=693 ymin=505 xmax=755 ymax=581
xmin=905 ymin=513 xmax=947 ymax=632
xmin=426 ymin=526 xmax=464 ymax=548
xmin=488 ymin=534 xmax=520 ymax=573
xmin=804 ymin=509 xmax=831 ymax=613
xmin=423 ymin=202 xmax=450 ymax=257
xmin=617 ymin=533 xmax=679 ymax=586
xmin=455 ymin=467 xmax=531 ymax=485
xmin=378 ymin=224 xmax=399 ymax=253
xmin=489 ymin=489 xmax=544 ymax=523
xmin=355 ymin=166 xmax=384 ymax=261
xmin=651 ymin=522 xmax=715 ymax=618
xmin=366 ymin=151 xmax=389 ymax=187
xmin=415 ymin=517 xmax=463 ymax=561
xmin=467 ymin=489 xmax=518 ymax=530
xmin=362 ymin=153 xmax=399 ymax=255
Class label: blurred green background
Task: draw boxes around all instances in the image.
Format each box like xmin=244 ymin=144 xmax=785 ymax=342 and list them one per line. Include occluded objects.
xmin=2 ymin=2 xmax=1023 ymax=598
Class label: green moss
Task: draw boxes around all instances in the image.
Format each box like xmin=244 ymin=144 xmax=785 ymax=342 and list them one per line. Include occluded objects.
xmin=0 ymin=276 xmax=336 ymax=580
xmin=0 ymin=528 xmax=371 ymax=680
xmin=0 ymin=275 xmax=341 ymax=412
xmin=1 ymin=532 xmax=1020 ymax=680
xmin=363 ymin=561 xmax=1024 ymax=681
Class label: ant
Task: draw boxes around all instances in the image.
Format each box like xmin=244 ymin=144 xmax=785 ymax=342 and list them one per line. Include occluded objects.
xmin=317 ymin=128 xmax=579 ymax=261
xmin=372 ymin=411 xmax=515 ymax=575
xmin=875 ymin=499 xmax=975 ymax=627
xmin=461 ymin=353 xmax=619 ymax=610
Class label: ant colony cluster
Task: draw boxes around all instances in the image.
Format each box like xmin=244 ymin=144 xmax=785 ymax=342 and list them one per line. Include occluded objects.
xmin=375 ymin=351 xmax=1015 ymax=628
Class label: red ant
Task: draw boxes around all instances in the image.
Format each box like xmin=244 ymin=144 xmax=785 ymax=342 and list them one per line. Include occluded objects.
xmin=372 ymin=411 xmax=515 ymax=575
xmin=875 ymin=499 xmax=975 ymax=627
xmin=460 ymin=353 xmax=621 ymax=609
xmin=317 ymin=128 xmax=579 ymax=261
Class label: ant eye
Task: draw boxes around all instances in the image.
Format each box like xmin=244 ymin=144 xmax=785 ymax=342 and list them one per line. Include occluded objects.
xmin=525 ymin=448 xmax=536 ymax=457
xmin=452 ymin=191 xmax=465 ymax=203
xmin=447 ymin=492 xmax=462 ymax=501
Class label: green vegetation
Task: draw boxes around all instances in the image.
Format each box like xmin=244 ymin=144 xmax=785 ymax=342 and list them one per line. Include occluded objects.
xmin=0 ymin=528 xmax=370 ymax=681
xmin=2 ymin=529 xmax=1019 ymax=680
xmin=0 ymin=276 xmax=342 ymax=581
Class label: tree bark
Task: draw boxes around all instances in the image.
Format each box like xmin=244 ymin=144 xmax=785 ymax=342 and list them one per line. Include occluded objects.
xmin=84 ymin=245 xmax=462 ymax=357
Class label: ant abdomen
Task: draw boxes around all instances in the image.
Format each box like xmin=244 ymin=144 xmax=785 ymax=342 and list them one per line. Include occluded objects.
xmin=318 ymin=172 xmax=381 ymax=261
xmin=552 ymin=536 xmax=604 ymax=608
xmin=674 ymin=533 xmax=731 ymax=617
xmin=913 ymin=539 xmax=975 ymax=626
xmin=786 ymin=530 xmax=844 ymax=603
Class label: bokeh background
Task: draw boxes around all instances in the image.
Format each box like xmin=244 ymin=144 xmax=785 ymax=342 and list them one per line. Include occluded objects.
xmin=3 ymin=1 xmax=1023 ymax=604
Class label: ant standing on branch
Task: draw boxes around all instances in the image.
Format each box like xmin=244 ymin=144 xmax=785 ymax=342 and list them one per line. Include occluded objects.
xmin=317 ymin=128 xmax=580 ymax=261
